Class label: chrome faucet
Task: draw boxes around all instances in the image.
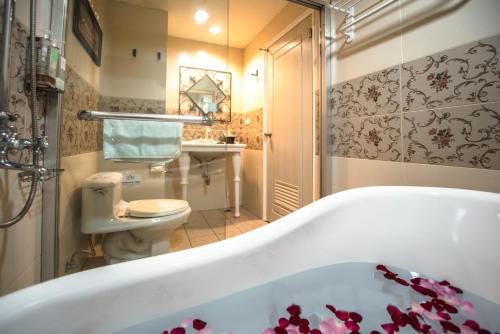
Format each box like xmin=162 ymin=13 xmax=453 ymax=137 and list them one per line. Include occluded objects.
xmin=0 ymin=111 xmax=50 ymax=179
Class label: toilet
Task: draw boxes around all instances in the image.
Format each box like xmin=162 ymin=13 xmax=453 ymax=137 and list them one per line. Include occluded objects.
xmin=81 ymin=172 xmax=191 ymax=264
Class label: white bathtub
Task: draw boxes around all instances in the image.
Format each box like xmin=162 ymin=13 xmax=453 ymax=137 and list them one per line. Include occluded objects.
xmin=0 ymin=187 xmax=499 ymax=333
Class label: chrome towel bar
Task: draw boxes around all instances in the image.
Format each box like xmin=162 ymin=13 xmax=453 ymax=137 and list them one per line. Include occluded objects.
xmin=77 ymin=110 xmax=213 ymax=125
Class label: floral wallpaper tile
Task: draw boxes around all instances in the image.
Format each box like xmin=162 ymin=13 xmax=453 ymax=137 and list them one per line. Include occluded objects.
xmin=402 ymin=34 xmax=500 ymax=112
xmin=403 ymin=103 xmax=500 ymax=169
xmin=3 ymin=18 xmax=46 ymax=164
xmin=331 ymin=65 xmax=400 ymax=119
xmin=331 ymin=114 xmax=401 ymax=161
xmin=61 ymin=66 xmax=100 ymax=157
xmin=232 ymin=109 xmax=263 ymax=150
xmin=99 ymin=96 xmax=165 ymax=114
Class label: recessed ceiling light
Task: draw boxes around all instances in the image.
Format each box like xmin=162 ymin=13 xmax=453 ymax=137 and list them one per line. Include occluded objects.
xmin=209 ymin=25 xmax=221 ymax=35
xmin=194 ymin=9 xmax=209 ymax=24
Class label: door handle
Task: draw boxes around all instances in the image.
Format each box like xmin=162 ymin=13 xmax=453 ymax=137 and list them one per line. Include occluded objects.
xmin=264 ymin=132 xmax=272 ymax=138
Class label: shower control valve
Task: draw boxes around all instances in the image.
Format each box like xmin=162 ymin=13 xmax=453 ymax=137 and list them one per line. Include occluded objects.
xmin=35 ymin=136 xmax=49 ymax=152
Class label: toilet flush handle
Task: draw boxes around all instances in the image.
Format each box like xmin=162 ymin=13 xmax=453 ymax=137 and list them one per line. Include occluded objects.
xmin=93 ymin=188 xmax=107 ymax=195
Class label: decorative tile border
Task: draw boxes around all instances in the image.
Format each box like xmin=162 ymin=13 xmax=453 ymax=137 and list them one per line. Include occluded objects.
xmin=232 ymin=108 xmax=263 ymax=150
xmin=99 ymin=96 xmax=165 ymax=114
xmin=403 ymin=103 xmax=500 ymax=169
xmin=331 ymin=65 xmax=400 ymax=119
xmin=402 ymin=35 xmax=500 ymax=112
xmin=331 ymin=114 xmax=401 ymax=162
xmin=330 ymin=33 xmax=500 ymax=170
xmin=61 ymin=66 xmax=101 ymax=157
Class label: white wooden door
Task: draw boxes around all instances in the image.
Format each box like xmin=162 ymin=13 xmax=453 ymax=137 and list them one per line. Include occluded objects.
xmin=266 ymin=16 xmax=314 ymax=221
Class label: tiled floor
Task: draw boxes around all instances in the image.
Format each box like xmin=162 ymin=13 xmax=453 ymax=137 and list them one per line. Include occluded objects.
xmin=81 ymin=207 xmax=266 ymax=270
xmin=170 ymin=208 xmax=267 ymax=251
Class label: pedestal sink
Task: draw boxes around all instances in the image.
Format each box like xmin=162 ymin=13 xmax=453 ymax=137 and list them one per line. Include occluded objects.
xmin=179 ymin=140 xmax=246 ymax=217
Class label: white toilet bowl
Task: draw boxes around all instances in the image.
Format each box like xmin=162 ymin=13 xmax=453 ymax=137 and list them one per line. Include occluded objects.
xmin=81 ymin=172 xmax=191 ymax=264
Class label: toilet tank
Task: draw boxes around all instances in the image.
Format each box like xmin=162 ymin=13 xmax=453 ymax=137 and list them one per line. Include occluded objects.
xmin=81 ymin=172 xmax=124 ymax=234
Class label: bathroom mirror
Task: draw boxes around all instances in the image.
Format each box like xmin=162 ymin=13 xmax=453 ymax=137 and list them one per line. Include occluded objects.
xmin=57 ymin=0 xmax=233 ymax=278
xmin=185 ymin=75 xmax=226 ymax=115
xmin=179 ymin=66 xmax=232 ymax=122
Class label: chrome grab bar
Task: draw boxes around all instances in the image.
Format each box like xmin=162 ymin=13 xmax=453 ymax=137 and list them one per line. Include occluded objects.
xmin=77 ymin=110 xmax=213 ymax=125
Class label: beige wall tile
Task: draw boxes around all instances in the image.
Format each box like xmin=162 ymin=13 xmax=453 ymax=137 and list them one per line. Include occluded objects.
xmin=331 ymin=0 xmax=402 ymax=84
xmin=2 ymin=257 xmax=40 ymax=296
xmin=401 ymin=0 xmax=500 ymax=63
xmin=0 ymin=184 xmax=42 ymax=295
xmin=332 ymin=157 xmax=406 ymax=189
xmin=405 ymin=163 xmax=500 ymax=193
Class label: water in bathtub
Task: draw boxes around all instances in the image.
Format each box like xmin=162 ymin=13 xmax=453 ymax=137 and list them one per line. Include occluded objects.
xmin=116 ymin=262 xmax=500 ymax=334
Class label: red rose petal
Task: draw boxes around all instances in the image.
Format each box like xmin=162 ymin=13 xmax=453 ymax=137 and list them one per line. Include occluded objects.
xmin=478 ymin=330 xmax=492 ymax=334
xmin=349 ymin=312 xmax=363 ymax=323
xmin=395 ymin=277 xmax=410 ymax=286
xmin=407 ymin=312 xmax=422 ymax=331
xmin=171 ymin=328 xmax=186 ymax=334
xmin=463 ymin=320 xmax=480 ymax=331
xmin=335 ymin=310 xmax=349 ymax=321
xmin=278 ymin=317 xmax=289 ymax=328
xmin=326 ymin=304 xmax=336 ymax=314
xmin=443 ymin=303 xmax=458 ymax=314
xmin=162 ymin=331 xmax=169 ymax=334
xmin=449 ymin=286 xmax=463 ymax=294
xmin=371 ymin=332 xmax=382 ymax=334
xmin=310 ymin=330 xmax=322 ymax=334
xmin=192 ymin=319 xmax=206 ymax=330
xmin=421 ymin=324 xmax=432 ymax=334
xmin=289 ymin=314 xmax=301 ymax=326
xmin=439 ymin=280 xmax=450 ymax=286
xmin=411 ymin=278 xmax=422 ymax=285
xmin=381 ymin=323 xmax=398 ymax=334
xmin=287 ymin=304 xmax=302 ymax=316
xmin=299 ymin=324 xmax=310 ymax=333
xmin=421 ymin=301 xmax=433 ymax=312
xmin=411 ymin=284 xmax=437 ymax=298
xmin=274 ymin=326 xmax=287 ymax=334
xmin=300 ymin=319 xmax=310 ymax=326
xmin=376 ymin=264 xmax=390 ymax=272
xmin=387 ymin=305 xmax=403 ymax=316
xmin=345 ymin=320 xmax=360 ymax=331
xmin=441 ymin=321 xmax=460 ymax=333
xmin=437 ymin=312 xmax=451 ymax=321
xmin=384 ymin=272 xmax=397 ymax=280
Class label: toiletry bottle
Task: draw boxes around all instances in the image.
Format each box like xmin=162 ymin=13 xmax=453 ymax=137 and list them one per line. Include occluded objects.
xmin=56 ymin=43 xmax=66 ymax=92
xmin=37 ymin=29 xmax=51 ymax=76
xmin=26 ymin=29 xmax=51 ymax=85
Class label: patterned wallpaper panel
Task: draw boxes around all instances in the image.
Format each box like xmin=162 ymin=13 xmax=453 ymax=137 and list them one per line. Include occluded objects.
xmin=99 ymin=96 xmax=165 ymax=114
xmin=3 ymin=17 xmax=46 ymax=164
xmin=232 ymin=109 xmax=263 ymax=151
xmin=61 ymin=66 xmax=101 ymax=157
xmin=402 ymin=35 xmax=500 ymax=112
xmin=330 ymin=34 xmax=500 ymax=170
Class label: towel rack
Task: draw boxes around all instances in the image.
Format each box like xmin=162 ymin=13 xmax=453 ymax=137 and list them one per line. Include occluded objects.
xmin=331 ymin=0 xmax=398 ymax=43
xmin=78 ymin=110 xmax=213 ymax=125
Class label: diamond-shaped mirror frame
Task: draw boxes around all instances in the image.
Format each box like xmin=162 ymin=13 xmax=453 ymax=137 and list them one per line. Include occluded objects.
xmin=185 ymin=75 xmax=226 ymax=115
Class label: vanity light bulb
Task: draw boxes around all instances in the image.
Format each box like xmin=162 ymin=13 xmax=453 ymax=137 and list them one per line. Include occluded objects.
xmin=209 ymin=25 xmax=222 ymax=35
xmin=194 ymin=10 xmax=209 ymax=24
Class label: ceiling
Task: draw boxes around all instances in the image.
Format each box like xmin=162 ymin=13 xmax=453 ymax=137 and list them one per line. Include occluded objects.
xmin=117 ymin=0 xmax=289 ymax=49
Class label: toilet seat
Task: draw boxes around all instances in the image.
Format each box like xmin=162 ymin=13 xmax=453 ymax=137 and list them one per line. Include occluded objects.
xmin=127 ymin=199 xmax=189 ymax=218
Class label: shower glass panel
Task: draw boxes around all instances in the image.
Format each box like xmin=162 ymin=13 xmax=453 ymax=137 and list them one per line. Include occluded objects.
xmin=58 ymin=0 xmax=232 ymax=276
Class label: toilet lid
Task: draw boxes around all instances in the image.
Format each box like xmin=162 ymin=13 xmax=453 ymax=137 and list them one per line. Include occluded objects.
xmin=127 ymin=199 xmax=189 ymax=218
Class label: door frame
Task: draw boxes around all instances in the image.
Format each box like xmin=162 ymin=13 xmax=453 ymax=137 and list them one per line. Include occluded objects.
xmin=263 ymin=2 xmax=332 ymax=221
